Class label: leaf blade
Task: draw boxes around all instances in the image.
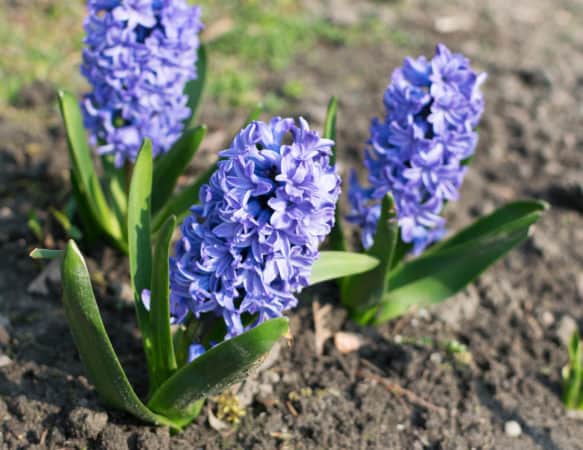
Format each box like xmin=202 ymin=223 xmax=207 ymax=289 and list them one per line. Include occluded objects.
xmin=147 ymin=318 xmax=288 ymax=427
xmin=427 ymin=200 xmax=548 ymax=254
xmin=152 ymin=162 xmax=216 ymax=233
xmin=60 ymin=240 xmax=174 ymax=428
xmin=323 ymin=96 xmax=346 ymax=253
xmin=341 ymin=195 xmax=399 ymax=311
xmin=374 ymin=227 xmax=532 ymax=324
xmin=152 ymin=126 xmax=207 ymax=213
xmin=57 ymin=90 xmax=123 ymax=243
xmin=128 ymin=139 xmax=154 ymax=356
xmin=183 ymin=44 xmax=207 ymax=128
xmin=310 ymin=251 xmax=379 ymax=285
xmin=150 ymin=215 xmax=178 ymax=389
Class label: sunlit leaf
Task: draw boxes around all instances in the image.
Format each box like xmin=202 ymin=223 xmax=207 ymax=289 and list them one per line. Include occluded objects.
xmin=128 ymin=139 xmax=154 ymax=361
xmin=148 ymin=318 xmax=288 ymax=428
xmin=58 ymin=90 xmax=123 ymax=244
xmin=152 ymin=126 xmax=207 ymax=214
xmin=152 ymin=163 xmax=215 ymax=233
xmin=149 ymin=215 xmax=178 ymax=390
xmin=60 ymin=240 xmax=174 ymax=428
xmin=183 ymin=44 xmax=207 ymax=127
xmin=310 ymin=251 xmax=379 ymax=285
xmin=341 ymin=195 xmax=398 ymax=312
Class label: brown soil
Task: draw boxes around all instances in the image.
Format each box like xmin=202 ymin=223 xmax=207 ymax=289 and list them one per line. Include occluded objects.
xmin=2 ymin=0 xmax=583 ymax=449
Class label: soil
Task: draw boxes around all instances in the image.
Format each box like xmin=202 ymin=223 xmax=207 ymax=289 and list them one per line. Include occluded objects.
xmin=2 ymin=0 xmax=583 ymax=448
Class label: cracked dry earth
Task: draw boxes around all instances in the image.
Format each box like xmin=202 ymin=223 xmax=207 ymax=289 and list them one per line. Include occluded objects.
xmin=2 ymin=0 xmax=583 ymax=448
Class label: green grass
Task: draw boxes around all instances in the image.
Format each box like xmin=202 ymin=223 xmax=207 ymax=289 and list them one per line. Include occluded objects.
xmin=2 ymin=0 xmax=412 ymax=111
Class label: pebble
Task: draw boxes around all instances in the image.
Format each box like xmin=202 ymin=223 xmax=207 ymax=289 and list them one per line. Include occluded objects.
xmin=557 ymin=315 xmax=578 ymax=347
xmin=0 ymin=355 xmax=12 ymax=368
xmin=504 ymin=420 xmax=522 ymax=437
xmin=541 ymin=311 xmax=555 ymax=327
xmin=430 ymin=352 xmax=443 ymax=364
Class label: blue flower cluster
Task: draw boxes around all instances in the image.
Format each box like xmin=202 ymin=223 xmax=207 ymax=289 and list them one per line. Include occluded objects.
xmin=169 ymin=118 xmax=340 ymax=351
xmin=81 ymin=0 xmax=203 ymax=167
xmin=347 ymin=44 xmax=486 ymax=254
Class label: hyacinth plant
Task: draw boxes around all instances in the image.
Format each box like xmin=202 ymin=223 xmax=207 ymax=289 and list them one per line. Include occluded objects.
xmin=31 ymin=118 xmax=378 ymax=430
xmin=59 ymin=0 xmax=212 ymax=253
xmin=327 ymin=44 xmax=547 ymax=325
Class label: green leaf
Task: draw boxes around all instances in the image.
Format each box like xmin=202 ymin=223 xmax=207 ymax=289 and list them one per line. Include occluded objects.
xmin=101 ymin=155 xmax=128 ymax=241
xmin=128 ymin=139 xmax=154 ymax=361
xmin=183 ymin=44 xmax=207 ymax=128
xmin=427 ymin=200 xmax=548 ymax=254
xmin=324 ymin=96 xmax=338 ymax=166
xmin=152 ymin=163 xmax=216 ymax=233
xmin=151 ymin=126 xmax=207 ymax=214
xmin=563 ymin=331 xmax=583 ymax=409
xmin=323 ymin=96 xmax=346 ymax=253
xmin=50 ymin=208 xmax=82 ymax=241
xmin=60 ymin=240 xmax=175 ymax=428
xmin=373 ymin=221 xmax=535 ymax=324
xmin=147 ymin=318 xmax=288 ymax=428
xmin=341 ymin=195 xmax=399 ymax=313
xmin=30 ymin=248 xmax=64 ymax=260
xmin=310 ymin=251 xmax=379 ymax=285
xmin=150 ymin=215 xmax=178 ymax=390
xmin=70 ymin=170 xmax=101 ymax=247
xmin=245 ymin=102 xmax=263 ymax=125
xmin=57 ymin=90 xmax=123 ymax=244
xmin=27 ymin=210 xmax=43 ymax=241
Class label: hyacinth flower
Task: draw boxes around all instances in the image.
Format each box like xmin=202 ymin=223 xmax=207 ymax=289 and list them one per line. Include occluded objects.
xmin=328 ymin=44 xmax=547 ymax=324
xmin=30 ymin=119 xmax=377 ymax=430
xmin=58 ymin=0 xmax=212 ymax=253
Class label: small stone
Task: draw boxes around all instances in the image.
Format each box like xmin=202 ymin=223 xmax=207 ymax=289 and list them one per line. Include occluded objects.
xmin=541 ymin=311 xmax=555 ymax=327
xmin=334 ymin=332 xmax=366 ymax=354
xmin=0 ymin=355 xmax=12 ymax=368
xmin=0 ymin=314 xmax=11 ymax=347
xmin=120 ymin=283 xmax=134 ymax=304
xmin=396 ymin=423 xmax=406 ymax=431
xmin=430 ymin=352 xmax=443 ymax=364
xmin=68 ymin=407 xmax=108 ymax=439
xmin=417 ymin=308 xmax=431 ymax=321
xmin=264 ymin=370 xmax=280 ymax=384
xmin=504 ymin=420 xmax=522 ymax=437
xmin=557 ymin=315 xmax=578 ymax=347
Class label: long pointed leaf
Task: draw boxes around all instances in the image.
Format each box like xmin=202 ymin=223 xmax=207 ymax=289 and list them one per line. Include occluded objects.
xmin=183 ymin=44 xmax=207 ymax=128
xmin=102 ymin=156 xmax=129 ymax=241
xmin=150 ymin=215 xmax=178 ymax=389
xmin=147 ymin=318 xmax=288 ymax=428
xmin=152 ymin=126 xmax=207 ymax=214
xmin=60 ymin=240 xmax=175 ymax=428
xmin=374 ymin=224 xmax=533 ymax=324
xmin=152 ymin=163 xmax=216 ymax=233
xmin=128 ymin=140 xmax=154 ymax=360
xmin=324 ymin=96 xmax=338 ymax=166
xmin=341 ymin=195 xmax=398 ymax=312
xmin=428 ymin=200 xmax=548 ymax=254
xmin=58 ymin=90 xmax=123 ymax=243
xmin=563 ymin=331 xmax=583 ymax=409
xmin=323 ymin=96 xmax=346 ymax=253
xmin=310 ymin=251 xmax=379 ymax=285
